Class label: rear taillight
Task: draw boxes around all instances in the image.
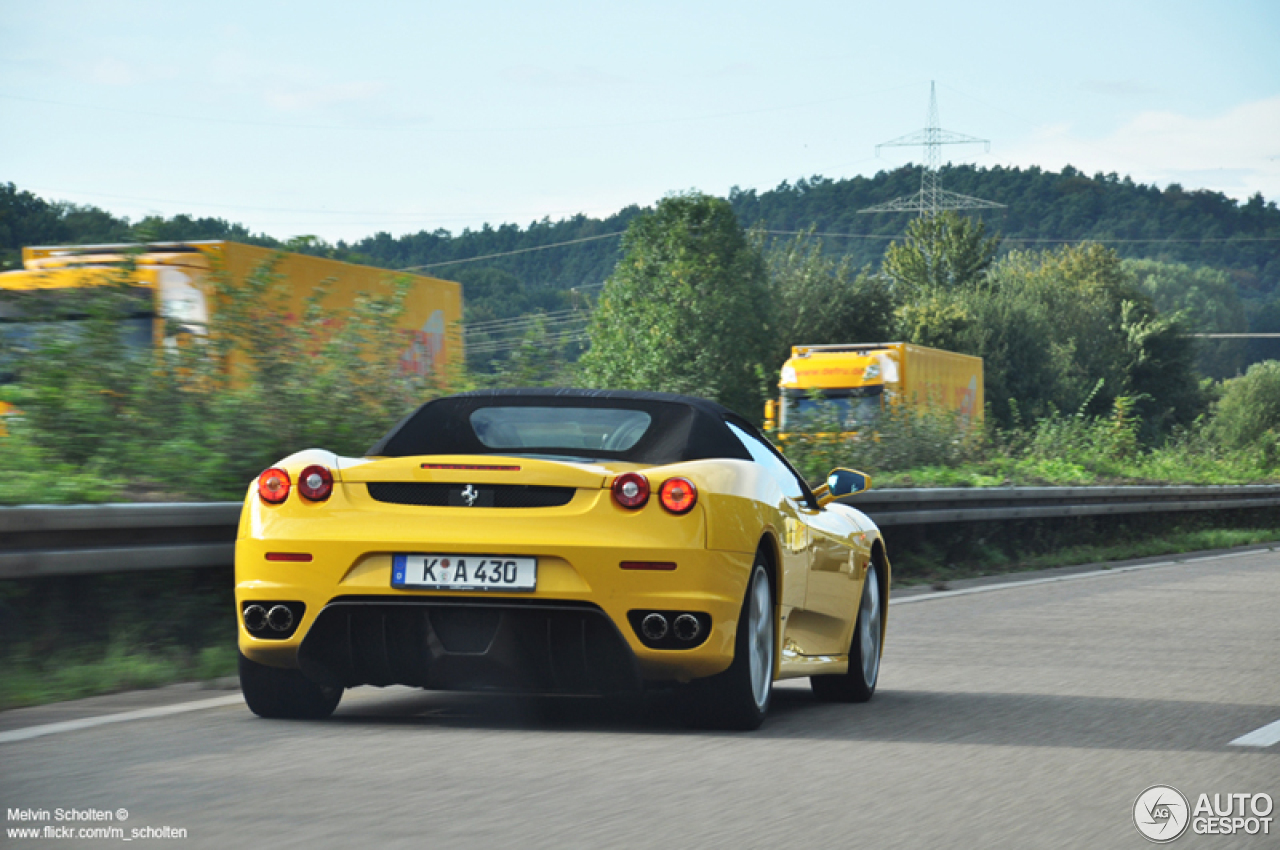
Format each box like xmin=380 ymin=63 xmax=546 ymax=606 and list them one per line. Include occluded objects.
xmin=612 ymin=472 xmax=650 ymax=509
xmin=258 ymin=468 xmax=291 ymax=505
xmin=659 ymin=477 xmax=697 ymax=514
xmin=298 ymin=465 xmax=334 ymax=501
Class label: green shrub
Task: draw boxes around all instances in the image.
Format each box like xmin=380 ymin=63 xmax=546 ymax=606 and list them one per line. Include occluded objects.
xmin=1207 ymin=360 xmax=1280 ymax=452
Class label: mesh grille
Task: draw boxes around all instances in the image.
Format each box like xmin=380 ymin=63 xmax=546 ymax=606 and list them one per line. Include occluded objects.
xmin=297 ymin=599 xmax=641 ymax=694
xmin=366 ymin=482 xmax=576 ymax=508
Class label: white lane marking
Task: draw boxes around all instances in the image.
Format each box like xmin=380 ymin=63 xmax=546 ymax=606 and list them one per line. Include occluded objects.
xmin=0 ymin=694 xmax=244 ymax=744
xmin=892 ymin=559 xmax=1206 ymax=605
xmin=1229 ymin=718 xmax=1280 ymax=748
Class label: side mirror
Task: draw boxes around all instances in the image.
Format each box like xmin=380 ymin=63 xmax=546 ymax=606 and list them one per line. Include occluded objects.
xmin=816 ymin=468 xmax=871 ymax=506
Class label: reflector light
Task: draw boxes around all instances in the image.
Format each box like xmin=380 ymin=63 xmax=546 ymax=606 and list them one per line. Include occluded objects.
xmin=298 ymin=464 xmax=334 ymax=501
xmin=659 ymin=477 xmax=698 ymax=514
xmin=612 ymin=472 xmax=650 ymax=509
xmin=421 ymin=463 xmax=522 ymax=471
xmin=620 ymin=561 xmax=677 ymax=571
xmin=257 ymin=468 xmax=291 ymax=505
xmin=266 ymin=552 xmax=313 ymax=562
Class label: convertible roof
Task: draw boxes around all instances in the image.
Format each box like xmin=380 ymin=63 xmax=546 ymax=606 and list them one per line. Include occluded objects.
xmin=367 ymin=388 xmax=756 ymax=465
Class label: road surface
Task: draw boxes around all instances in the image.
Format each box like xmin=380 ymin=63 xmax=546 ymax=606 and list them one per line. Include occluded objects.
xmin=3 ymin=548 xmax=1277 ymax=848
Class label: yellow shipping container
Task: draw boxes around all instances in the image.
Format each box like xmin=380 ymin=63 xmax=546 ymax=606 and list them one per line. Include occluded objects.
xmin=0 ymin=240 xmax=463 ymax=379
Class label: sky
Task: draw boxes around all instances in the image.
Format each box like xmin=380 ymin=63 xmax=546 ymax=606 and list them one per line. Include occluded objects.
xmin=2 ymin=0 xmax=1278 ymax=244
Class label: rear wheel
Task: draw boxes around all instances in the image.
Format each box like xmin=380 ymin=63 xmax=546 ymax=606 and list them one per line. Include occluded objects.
xmin=239 ymin=652 xmax=342 ymax=719
xmin=811 ymin=562 xmax=882 ymax=703
xmin=687 ymin=560 xmax=774 ymax=730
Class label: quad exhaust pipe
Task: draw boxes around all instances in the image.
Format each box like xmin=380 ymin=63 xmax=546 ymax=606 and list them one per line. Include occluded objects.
xmin=634 ymin=610 xmax=707 ymax=647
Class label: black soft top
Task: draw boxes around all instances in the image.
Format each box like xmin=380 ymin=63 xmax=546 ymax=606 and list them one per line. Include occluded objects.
xmin=367 ymin=388 xmax=757 ymax=465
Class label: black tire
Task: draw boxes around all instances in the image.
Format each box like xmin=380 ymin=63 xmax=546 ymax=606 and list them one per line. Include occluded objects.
xmin=811 ymin=562 xmax=882 ymax=703
xmin=686 ymin=560 xmax=775 ymax=731
xmin=239 ymin=652 xmax=342 ymax=719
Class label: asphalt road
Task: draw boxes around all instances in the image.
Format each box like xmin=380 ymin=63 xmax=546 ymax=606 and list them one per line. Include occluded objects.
xmin=2 ymin=549 xmax=1277 ymax=849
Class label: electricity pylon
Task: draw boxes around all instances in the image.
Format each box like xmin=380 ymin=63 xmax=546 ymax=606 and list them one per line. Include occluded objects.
xmin=859 ymin=81 xmax=1004 ymax=216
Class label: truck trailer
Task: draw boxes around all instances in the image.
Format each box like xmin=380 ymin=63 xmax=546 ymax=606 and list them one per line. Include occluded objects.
xmin=0 ymin=240 xmax=463 ymax=382
xmin=766 ymin=342 xmax=983 ymax=432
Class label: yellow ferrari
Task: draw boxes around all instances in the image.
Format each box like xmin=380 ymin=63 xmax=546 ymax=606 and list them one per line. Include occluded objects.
xmin=236 ymin=389 xmax=889 ymax=729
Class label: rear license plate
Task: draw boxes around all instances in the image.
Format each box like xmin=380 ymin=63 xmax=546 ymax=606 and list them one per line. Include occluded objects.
xmin=392 ymin=554 xmax=536 ymax=591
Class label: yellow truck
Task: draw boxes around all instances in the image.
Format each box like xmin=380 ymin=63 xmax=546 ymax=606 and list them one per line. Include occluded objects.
xmin=0 ymin=240 xmax=463 ymax=387
xmin=765 ymin=342 xmax=983 ymax=432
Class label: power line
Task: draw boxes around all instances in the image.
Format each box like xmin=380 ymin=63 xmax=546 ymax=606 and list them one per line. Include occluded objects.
xmin=465 ymin=308 xmax=589 ymax=334
xmin=763 ymin=230 xmax=899 ymax=241
xmin=761 ymin=229 xmax=1280 ymax=244
xmin=467 ymin=329 xmax=590 ymax=356
xmin=435 ymin=225 xmax=1280 ymax=281
xmin=399 ymin=232 xmax=624 ymax=271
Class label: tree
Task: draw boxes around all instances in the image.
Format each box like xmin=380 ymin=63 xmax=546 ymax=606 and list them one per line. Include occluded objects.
xmin=977 ymin=243 xmax=1202 ymax=432
xmin=763 ymin=229 xmax=896 ymax=371
xmin=578 ymin=193 xmax=771 ymax=420
xmin=892 ymin=242 xmax=1204 ymax=434
xmin=1125 ymin=258 xmax=1247 ymax=378
xmin=881 ymin=212 xmax=1001 ymax=296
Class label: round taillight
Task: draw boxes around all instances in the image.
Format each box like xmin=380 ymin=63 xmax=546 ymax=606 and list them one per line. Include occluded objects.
xmin=612 ymin=472 xmax=650 ymax=509
xmin=298 ymin=465 xmax=334 ymax=501
xmin=659 ymin=477 xmax=697 ymax=514
xmin=257 ymin=467 xmax=291 ymax=505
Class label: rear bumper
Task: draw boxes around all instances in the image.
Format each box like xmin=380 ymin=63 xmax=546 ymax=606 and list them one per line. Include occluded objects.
xmin=236 ymin=536 xmax=753 ymax=690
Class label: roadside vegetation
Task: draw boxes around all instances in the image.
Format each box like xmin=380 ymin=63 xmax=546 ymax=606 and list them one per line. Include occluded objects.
xmin=3 ymin=194 xmax=1279 ymax=502
xmin=5 ymin=202 xmax=1277 ymax=504
xmin=0 ymin=568 xmax=235 ymax=709
xmin=887 ymin=513 xmax=1280 ymax=588
xmin=0 ymin=250 xmax=440 ymax=504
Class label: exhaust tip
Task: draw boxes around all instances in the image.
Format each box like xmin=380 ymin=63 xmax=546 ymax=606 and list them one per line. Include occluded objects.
xmin=673 ymin=613 xmax=701 ymax=641
xmin=641 ymin=612 xmax=668 ymax=641
xmin=243 ymin=604 xmax=268 ymax=631
xmin=266 ymin=604 xmax=294 ymax=632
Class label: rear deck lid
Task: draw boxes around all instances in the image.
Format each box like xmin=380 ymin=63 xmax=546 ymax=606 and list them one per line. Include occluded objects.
xmin=337 ymin=454 xmax=616 ymax=489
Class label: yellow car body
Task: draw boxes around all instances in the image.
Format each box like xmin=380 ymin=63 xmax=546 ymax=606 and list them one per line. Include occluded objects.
xmin=235 ymin=389 xmax=889 ymax=729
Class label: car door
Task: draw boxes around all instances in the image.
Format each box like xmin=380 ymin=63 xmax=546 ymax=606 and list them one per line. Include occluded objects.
xmin=723 ymin=422 xmax=812 ymax=617
xmin=723 ymin=422 xmax=867 ymax=657
xmin=800 ymin=503 xmax=868 ymax=627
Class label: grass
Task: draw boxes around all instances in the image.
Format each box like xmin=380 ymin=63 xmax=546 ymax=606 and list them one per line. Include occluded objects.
xmin=1010 ymin=527 xmax=1280 ymax=572
xmin=0 ymin=640 xmax=237 ymax=711
xmin=889 ymin=521 xmax=1280 ymax=587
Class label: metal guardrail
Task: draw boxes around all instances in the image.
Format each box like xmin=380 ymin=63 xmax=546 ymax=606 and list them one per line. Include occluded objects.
xmin=0 ymin=503 xmax=240 ymax=580
xmin=2 ymin=485 xmax=1279 ymax=580
xmin=847 ymin=484 xmax=1280 ymax=526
